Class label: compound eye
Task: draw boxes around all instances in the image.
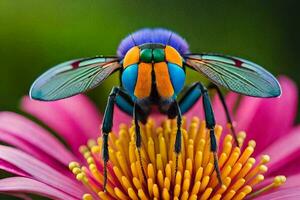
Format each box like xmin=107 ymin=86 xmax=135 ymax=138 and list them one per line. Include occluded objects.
xmin=168 ymin=63 xmax=185 ymax=95
xmin=140 ymin=49 xmax=152 ymax=63
xmin=121 ymin=64 xmax=138 ymax=97
xmin=123 ymin=46 xmax=140 ymax=68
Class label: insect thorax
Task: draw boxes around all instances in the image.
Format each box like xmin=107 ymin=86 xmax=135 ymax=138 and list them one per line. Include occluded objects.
xmin=121 ymin=43 xmax=186 ymax=101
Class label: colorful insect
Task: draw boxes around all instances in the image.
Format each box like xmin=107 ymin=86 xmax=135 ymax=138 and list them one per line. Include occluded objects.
xmin=30 ymin=28 xmax=281 ymax=190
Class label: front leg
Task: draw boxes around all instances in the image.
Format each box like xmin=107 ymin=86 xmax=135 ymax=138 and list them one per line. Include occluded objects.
xmin=207 ymin=83 xmax=239 ymax=147
xmin=102 ymin=87 xmax=133 ymax=191
xmin=199 ymin=83 xmax=222 ymax=185
xmin=167 ymin=101 xmax=182 ymax=177
xmin=133 ymin=103 xmax=148 ymax=183
xmin=178 ymin=82 xmax=222 ymax=185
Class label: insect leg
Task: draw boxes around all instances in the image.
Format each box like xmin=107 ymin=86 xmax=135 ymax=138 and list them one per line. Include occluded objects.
xmin=178 ymin=82 xmax=222 ymax=184
xmin=178 ymin=82 xmax=203 ymax=115
xmin=167 ymin=101 xmax=182 ymax=178
xmin=207 ymin=83 xmax=239 ymax=147
xmin=115 ymin=88 xmax=149 ymax=124
xmin=102 ymin=86 xmax=129 ymax=191
xmin=174 ymin=102 xmax=182 ymax=178
xmin=199 ymin=83 xmax=223 ymax=185
xmin=133 ymin=103 xmax=148 ymax=183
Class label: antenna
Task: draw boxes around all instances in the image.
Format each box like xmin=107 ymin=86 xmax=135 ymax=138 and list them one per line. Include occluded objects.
xmin=130 ymin=34 xmax=137 ymax=46
xmin=167 ymin=32 xmax=173 ymax=45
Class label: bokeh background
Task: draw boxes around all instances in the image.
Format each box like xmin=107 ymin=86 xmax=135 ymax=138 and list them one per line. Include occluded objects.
xmin=0 ymin=0 xmax=299 ymax=199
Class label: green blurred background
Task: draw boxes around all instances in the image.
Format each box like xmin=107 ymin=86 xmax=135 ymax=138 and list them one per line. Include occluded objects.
xmin=0 ymin=0 xmax=299 ymax=199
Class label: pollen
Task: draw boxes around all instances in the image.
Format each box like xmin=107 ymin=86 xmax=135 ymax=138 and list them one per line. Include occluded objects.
xmin=69 ymin=117 xmax=286 ymax=200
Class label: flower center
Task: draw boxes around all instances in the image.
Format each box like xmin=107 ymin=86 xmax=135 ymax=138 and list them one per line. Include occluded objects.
xmin=69 ymin=117 xmax=286 ymax=200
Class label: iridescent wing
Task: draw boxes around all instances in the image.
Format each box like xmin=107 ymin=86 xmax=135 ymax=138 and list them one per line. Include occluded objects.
xmin=30 ymin=57 xmax=120 ymax=101
xmin=185 ymin=54 xmax=281 ymax=97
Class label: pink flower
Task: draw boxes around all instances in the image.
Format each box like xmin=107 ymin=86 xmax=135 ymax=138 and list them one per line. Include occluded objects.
xmin=0 ymin=76 xmax=299 ymax=200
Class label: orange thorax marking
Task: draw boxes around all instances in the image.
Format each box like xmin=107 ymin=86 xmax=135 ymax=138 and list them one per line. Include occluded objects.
xmin=134 ymin=63 xmax=152 ymax=98
xmin=165 ymin=45 xmax=182 ymax=67
xmin=123 ymin=46 xmax=140 ymax=68
xmin=154 ymin=62 xmax=174 ymax=98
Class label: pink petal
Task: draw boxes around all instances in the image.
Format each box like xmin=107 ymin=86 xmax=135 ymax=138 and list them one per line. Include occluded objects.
xmin=21 ymin=95 xmax=102 ymax=154
xmin=0 ymin=145 xmax=86 ymax=198
xmin=212 ymin=92 xmax=239 ymax=127
xmin=0 ymin=177 xmax=79 ymax=200
xmin=0 ymin=112 xmax=77 ymax=166
xmin=0 ymin=159 xmax=28 ymax=177
xmin=0 ymin=129 xmax=73 ymax=175
xmin=283 ymin=173 xmax=300 ymax=187
xmin=50 ymin=95 xmax=102 ymax=139
xmin=183 ymin=98 xmax=205 ymax=125
xmin=148 ymin=106 xmax=171 ymax=127
xmin=269 ymin=155 xmax=300 ymax=177
xmin=260 ymin=126 xmax=300 ymax=176
xmin=235 ymin=76 xmax=298 ymax=155
xmin=112 ymin=105 xmax=132 ymax=134
xmin=234 ymin=96 xmax=263 ymax=132
xmin=255 ymin=188 xmax=300 ymax=200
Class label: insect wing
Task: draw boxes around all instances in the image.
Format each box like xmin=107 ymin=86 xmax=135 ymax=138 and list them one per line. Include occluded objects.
xmin=185 ymin=54 xmax=281 ymax=97
xmin=30 ymin=57 xmax=120 ymax=101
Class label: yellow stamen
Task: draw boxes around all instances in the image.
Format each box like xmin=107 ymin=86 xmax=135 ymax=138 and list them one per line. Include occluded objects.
xmin=114 ymin=187 xmax=129 ymax=200
xmin=83 ymin=194 xmax=93 ymax=200
xmin=69 ymin=117 xmax=286 ymax=200
xmin=98 ymin=191 xmax=109 ymax=200
xmin=247 ymin=175 xmax=286 ymax=199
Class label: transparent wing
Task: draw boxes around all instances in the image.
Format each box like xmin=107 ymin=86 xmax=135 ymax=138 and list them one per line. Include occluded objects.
xmin=185 ymin=54 xmax=281 ymax=97
xmin=30 ymin=57 xmax=120 ymax=101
